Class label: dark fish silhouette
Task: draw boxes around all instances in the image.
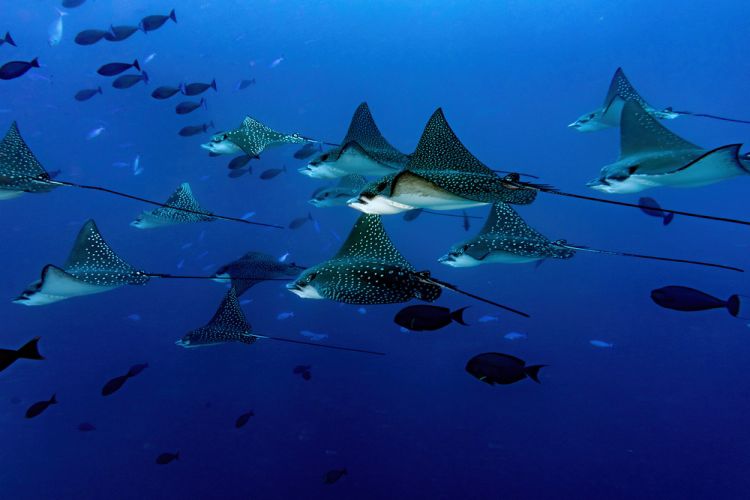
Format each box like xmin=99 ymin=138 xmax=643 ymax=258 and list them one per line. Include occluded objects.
xmin=151 ymin=85 xmax=181 ymax=99
xmin=293 ymin=142 xmax=322 ymax=160
xmin=63 ymin=0 xmax=87 ymax=7
xmin=78 ymin=422 xmax=96 ymax=432
xmin=75 ymin=29 xmax=107 ymax=46
xmin=394 ymin=305 xmax=469 ymax=331
xmin=112 ymin=72 xmax=148 ymax=89
xmin=175 ymin=98 xmax=206 ymax=115
xmin=104 ymin=25 xmax=139 ymax=42
xmin=651 ymin=286 xmax=745 ymax=316
xmin=235 ymin=78 xmax=255 ymax=90
xmin=462 ymin=210 xmax=470 ymax=231
xmin=25 ymin=394 xmax=57 ymax=418
xmin=180 ymin=79 xmax=216 ymax=96
xmin=97 ymin=60 xmax=140 ymax=77
xmin=0 ymin=32 xmax=16 ymax=47
xmin=235 ymin=411 xmax=255 ymax=428
xmin=402 ymin=209 xmax=423 ymax=222
xmin=293 ymin=365 xmax=312 ymax=380
xmin=638 ymin=197 xmax=674 ymax=225
xmin=465 ymin=353 xmax=545 ymax=385
xmin=0 ymin=58 xmax=39 ymax=80
xmin=101 ymin=362 xmax=148 ymax=396
xmin=324 ymin=468 xmax=347 ymax=484
xmin=155 ymin=451 xmax=179 ymax=465
xmin=74 ymin=86 xmax=103 ymax=101
xmin=227 ymin=155 xmax=253 ymax=170
xmin=288 ymin=212 xmax=313 ymax=229
xmin=0 ymin=337 xmax=44 ymax=373
xmin=178 ymin=121 xmax=213 ymax=137
xmin=260 ymin=166 xmax=286 ymax=180
xmin=140 ymin=9 xmax=177 ymax=33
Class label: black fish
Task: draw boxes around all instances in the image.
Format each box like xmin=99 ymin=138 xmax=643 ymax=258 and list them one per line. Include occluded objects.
xmin=48 ymin=169 xmax=62 ymax=179
xmin=651 ymin=286 xmax=743 ymax=316
xmin=175 ymin=98 xmax=206 ymax=115
xmin=112 ymin=72 xmax=149 ymax=89
xmin=127 ymin=362 xmax=149 ymax=377
xmin=180 ymin=79 xmax=217 ymax=96
xmin=235 ymin=411 xmax=255 ymax=428
xmin=293 ymin=365 xmax=312 ymax=381
xmin=639 ymin=197 xmax=674 ymax=226
xmin=288 ymin=213 xmax=313 ymax=229
xmin=101 ymin=362 xmax=148 ymax=396
xmin=104 ymin=25 xmax=139 ymax=42
xmin=155 ymin=452 xmax=179 ymax=465
xmin=293 ymin=143 xmax=321 ymax=160
xmin=97 ymin=59 xmax=140 ymax=77
xmin=462 ymin=210 xmax=470 ymax=231
xmin=260 ymin=166 xmax=286 ymax=180
xmin=178 ymin=121 xmax=213 ymax=137
xmin=78 ymin=422 xmax=96 ymax=432
xmin=402 ymin=209 xmax=423 ymax=222
xmin=0 ymin=58 xmax=39 ymax=80
xmin=75 ymin=29 xmax=108 ymax=46
xmin=465 ymin=353 xmax=544 ymax=385
xmin=151 ymin=85 xmax=181 ymax=99
xmin=228 ymin=155 xmax=253 ymax=170
xmin=235 ymin=78 xmax=256 ymax=90
xmin=302 ymin=370 xmax=311 ymax=381
xmin=228 ymin=169 xmax=249 ymax=178
xmin=25 ymin=394 xmax=57 ymax=418
xmin=324 ymin=469 xmax=347 ymax=484
xmin=0 ymin=337 xmax=44 ymax=373
xmin=394 ymin=305 xmax=469 ymax=331
xmin=74 ymin=86 xmax=102 ymax=101
xmin=140 ymin=9 xmax=177 ymax=33
xmin=63 ymin=0 xmax=87 ymax=7
xmin=0 ymin=32 xmax=16 ymax=47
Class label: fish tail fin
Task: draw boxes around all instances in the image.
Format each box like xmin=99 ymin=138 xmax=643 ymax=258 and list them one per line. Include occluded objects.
xmin=17 ymin=337 xmax=44 ymax=361
xmin=174 ymin=451 xmax=180 ymax=460
xmin=142 ymin=71 xmax=149 ymax=84
xmin=727 ymin=295 xmax=750 ymax=318
xmin=50 ymin=393 xmax=58 ymax=404
xmin=138 ymin=21 xmax=146 ymax=33
xmin=179 ymin=82 xmax=186 ymax=94
xmin=211 ymin=78 xmax=217 ymax=91
xmin=133 ymin=59 xmax=141 ymax=72
xmin=450 ymin=306 xmax=470 ymax=326
xmin=524 ymin=365 xmax=545 ymax=383
xmin=30 ymin=57 xmax=40 ymax=68
xmin=4 ymin=32 xmax=16 ymax=47
xmin=56 ymin=8 xmax=68 ymax=16
xmin=663 ymin=212 xmax=675 ymax=226
xmin=170 ymin=9 xmax=177 ymax=23
xmin=97 ymin=86 xmax=102 ymax=94
xmin=201 ymin=97 xmax=207 ymax=110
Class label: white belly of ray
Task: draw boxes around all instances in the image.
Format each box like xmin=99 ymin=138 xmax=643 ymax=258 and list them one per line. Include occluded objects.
xmin=0 ymin=189 xmax=24 ymax=201
xmin=20 ymin=268 xmax=119 ymax=306
xmin=348 ymin=195 xmax=414 ymax=215
xmin=289 ymin=284 xmax=324 ymax=299
xmin=334 ymin=149 xmax=398 ymax=176
xmin=590 ymin=175 xmax=660 ymax=194
xmin=390 ymin=174 xmax=488 ymax=210
xmin=481 ymin=252 xmax=544 ymax=264
xmin=644 ymin=149 xmax=748 ymax=188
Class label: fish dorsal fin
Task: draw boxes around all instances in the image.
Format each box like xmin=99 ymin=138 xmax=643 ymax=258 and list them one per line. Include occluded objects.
xmin=227 ymin=116 xmax=306 ymax=156
xmin=0 ymin=122 xmax=56 ymax=192
xmin=333 ymin=214 xmax=413 ymax=269
xmin=603 ymin=68 xmax=650 ymax=111
xmin=342 ymin=103 xmax=401 ymax=155
xmin=337 ymin=174 xmax=367 ymax=190
xmin=620 ymin=101 xmax=699 ymax=158
xmin=63 ymin=220 xmax=148 ymax=285
xmin=407 ymin=109 xmax=494 ymax=175
xmin=147 ymin=183 xmax=215 ymax=222
xmin=480 ymin=203 xmax=550 ymax=243
xmin=207 ymin=287 xmax=252 ymax=334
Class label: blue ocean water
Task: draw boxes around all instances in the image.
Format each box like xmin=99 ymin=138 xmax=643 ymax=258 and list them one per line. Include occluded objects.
xmin=2 ymin=1 xmax=750 ymax=498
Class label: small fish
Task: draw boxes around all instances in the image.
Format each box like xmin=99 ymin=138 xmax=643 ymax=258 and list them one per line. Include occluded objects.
xmin=75 ymin=29 xmax=107 ymax=46
xmin=112 ymin=161 xmax=129 ymax=168
xmin=590 ymin=340 xmax=614 ymax=348
xmin=0 ymin=32 xmax=17 ymax=47
xmin=143 ymin=53 xmax=157 ymax=64
xmin=300 ymin=330 xmax=328 ymax=341
xmin=175 ymin=98 xmax=206 ymax=115
xmin=133 ymin=154 xmax=143 ymax=175
xmin=127 ymin=314 xmax=141 ymax=321
xmin=155 ymin=451 xmax=179 ymax=465
xmin=465 ymin=353 xmax=545 ymax=385
xmin=260 ymin=166 xmax=287 ymax=180
xmin=63 ymin=0 xmax=86 ymax=7
xmin=394 ymin=305 xmax=469 ymax=331
xmin=151 ymin=85 xmax=180 ymax=99
xmin=638 ymin=197 xmax=674 ymax=225
xmin=402 ymin=208 xmax=423 ymax=222
xmin=241 ymin=212 xmax=255 ymax=220
xmin=48 ymin=9 xmax=68 ymax=47
xmin=97 ymin=60 xmax=141 ymax=77
xmin=293 ymin=142 xmax=322 ymax=160
xmin=0 ymin=337 xmax=44 ymax=373
xmin=180 ymin=79 xmax=216 ymax=96
xmin=176 ymin=259 xmax=185 ymax=269
xmin=0 ymin=58 xmax=39 ymax=80
xmin=74 ymin=86 xmax=103 ymax=102
xmin=276 ymin=312 xmax=294 ymax=320
xmin=324 ymin=468 xmax=347 ymax=485
xmin=504 ymin=332 xmax=527 ymax=341
xmin=462 ymin=210 xmax=470 ymax=231
xmin=235 ymin=411 xmax=255 ymax=428
xmin=478 ymin=315 xmax=499 ymax=323
xmin=112 ymin=72 xmax=149 ymax=89
xmin=651 ymin=285 xmax=744 ymax=317
xmin=357 ymin=307 xmax=367 ymax=315
xmin=78 ymin=422 xmax=96 ymax=432
xmin=101 ymin=362 xmax=148 ymax=396
xmin=179 ymin=121 xmax=214 ymax=137
xmin=269 ymin=56 xmax=284 ymax=69
xmin=288 ymin=213 xmax=313 ymax=229
xmin=278 ymin=252 xmax=290 ymax=262
xmin=235 ymin=78 xmax=256 ymax=90
xmin=25 ymin=394 xmax=57 ymax=418
xmin=104 ymin=25 xmax=139 ymax=42
xmin=228 ymin=155 xmax=253 ymax=170
xmin=86 ymin=126 xmax=105 ymax=140
xmin=140 ymin=9 xmax=177 ymax=33
xmin=293 ymin=365 xmax=312 ymax=381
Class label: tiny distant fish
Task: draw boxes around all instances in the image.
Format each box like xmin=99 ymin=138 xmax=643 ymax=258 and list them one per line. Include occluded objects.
xmin=0 ymin=58 xmax=40 ymax=80
xmin=590 ymin=340 xmax=614 ymax=348
xmin=278 ymin=252 xmax=289 ymax=262
xmin=101 ymin=363 xmax=148 ymax=396
xmin=78 ymin=422 xmax=96 ymax=432
xmin=127 ymin=314 xmax=141 ymax=321
xmin=241 ymin=212 xmax=255 ymax=220
xmin=201 ymin=263 xmax=215 ymax=272
xmin=63 ymin=0 xmax=87 ymax=7
xmin=402 ymin=209 xmax=423 ymax=222
xmin=269 ymin=56 xmax=284 ymax=69
xmin=260 ymin=166 xmax=286 ymax=180
xmin=293 ymin=143 xmax=321 ymax=160
xmin=112 ymin=71 xmax=149 ymax=89
xmin=178 ymin=121 xmax=213 ymax=137
xmin=478 ymin=315 xmax=499 ymax=323
xmin=86 ymin=126 xmax=105 ymax=140
xmin=47 ymin=169 xmax=61 ymax=179
xmin=235 ymin=411 xmax=255 ymax=429
xmin=180 ymin=79 xmax=216 ymax=96
xmin=140 ymin=9 xmax=177 ymax=33
xmin=197 ymin=251 xmax=209 ymax=260
xmin=638 ymin=197 xmax=675 ymax=226
xmin=276 ymin=312 xmax=294 ymax=320
xmin=112 ymin=161 xmax=129 ymax=168
xmin=293 ymin=365 xmax=312 ymax=381
xmin=75 ymin=29 xmax=107 ymax=46
xmin=357 ymin=307 xmax=367 ymax=315
xmin=176 ymin=259 xmax=185 ymax=269
xmin=504 ymin=332 xmax=527 ymax=341
xmin=235 ymin=78 xmax=256 ymax=90
xmin=25 ymin=394 xmax=57 ymax=418
xmin=175 ymin=98 xmax=206 ymax=115
xmin=151 ymin=85 xmax=180 ymax=99
xmin=288 ymin=213 xmax=313 ymax=229
xmin=104 ymin=25 xmax=139 ymax=42
xmin=48 ymin=9 xmax=68 ymax=47
xmin=228 ymin=155 xmax=253 ymax=170
xmin=155 ymin=451 xmax=179 ymax=465
xmin=462 ymin=210 xmax=470 ymax=231
xmin=133 ymin=154 xmax=142 ymax=175
xmin=0 ymin=32 xmax=17 ymax=47
xmin=324 ymin=468 xmax=347 ymax=485
xmin=143 ymin=53 xmax=157 ymax=65
xmin=240 ymin=299 xmax=252 ymax=305
xmin=300 ymin=330 xmax=328 ymax=341
xmin=74 ymin=86 xmax=103 ymax=102
xmin=97 ymin=59 xmax=141 ymax=77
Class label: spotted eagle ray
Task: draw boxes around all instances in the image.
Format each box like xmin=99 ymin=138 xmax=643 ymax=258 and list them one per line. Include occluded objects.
xmin=347 ymin=108 xmax=536 ymax=215
xmin=569 ymin=67 xmax=750 ymax=132
xmin=309 ymin=174 xmax=368 ymax=208
xmin=439 ymin=203 xmax=742 ymax=272
xmin=286 ymin=213 xmax=529 ymax=316
xmin=212 ymin=251 xmax=305 ymax=296
xmin=299 ymin=102 xmax=408 ymax=179
xmin=0 ymin=122 xmax=282 ymax=229
xmin=586 ymin=100 xmax=749 ymax=194
xmin=201 ymin=115 xmax=337 ymax=157
xmin=176 ymin=287 xmax=385 ymax=355
xmin=131 ymin=183 xmax=216 ymax=229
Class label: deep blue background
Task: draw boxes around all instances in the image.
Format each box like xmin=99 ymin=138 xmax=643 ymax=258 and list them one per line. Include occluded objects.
xmin=1 ymin=1 xmax=749 ymax=499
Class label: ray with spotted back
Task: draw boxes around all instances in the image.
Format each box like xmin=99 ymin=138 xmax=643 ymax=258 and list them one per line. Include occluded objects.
xmin=348 ymin=108 xmax=536 ymax=215
xmin=131 ymin=183 xmax=216 ymax=229
xmin=212 ymin=251 xmax=306 ymax=296
xmin=202 ymin=116 xmax=314 ymax=157
xmin=0 ymin=122 xmax=59 ymax=200
xmin=299 ymin=103 xmax=408 ymax=179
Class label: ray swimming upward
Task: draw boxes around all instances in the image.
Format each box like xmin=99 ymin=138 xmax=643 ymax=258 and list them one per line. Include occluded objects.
xmin=299 ymin=102 xmax=409 ymax=179
xmin=287 ymin=213 xmax=529 ymax=317
xmin=176 ymin=287 xmax=385 ymax=355
xmin=439 ymin=203 xmax=742 ymax=273
xmin=131 ymin=183 xmax=215 ymax=229
xmin=569 ymin=67 xmax=750 ymax=132
xmin=347 ymin=108 xmax=536 ymax=215
xmin=0 ymin=122 xmax=283 ymax=229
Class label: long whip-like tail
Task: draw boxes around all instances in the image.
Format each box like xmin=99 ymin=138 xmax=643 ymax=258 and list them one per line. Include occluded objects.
xmin=421 ymin=275 xmax=530 ymax=318
xmin=250 ymin=334 xmax=385 ymax=355
xmin=668 ymin=109 xmax=750 ymax=125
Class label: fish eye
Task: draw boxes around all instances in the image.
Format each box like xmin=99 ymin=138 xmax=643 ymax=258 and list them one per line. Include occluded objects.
xmin=607 ymin=173 xmax=629 ymax=181
xmin=320 ymin=153 xmax=329 ymax=161
xmin=376 ymin=181 xmax=388 ymax=191
xmin=306 ymin=272 xmax=318 ymax=282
